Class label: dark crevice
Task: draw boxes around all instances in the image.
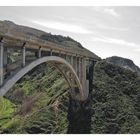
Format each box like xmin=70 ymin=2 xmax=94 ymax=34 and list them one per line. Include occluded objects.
xmin=67 ymin=96 xmax=92 ymax=134
xmin=67 ymin=61 xmax=95 ymax=134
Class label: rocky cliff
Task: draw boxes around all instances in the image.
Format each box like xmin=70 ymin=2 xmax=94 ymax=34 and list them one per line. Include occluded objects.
xmin=106 ymin=56 xmax=140 ymax=76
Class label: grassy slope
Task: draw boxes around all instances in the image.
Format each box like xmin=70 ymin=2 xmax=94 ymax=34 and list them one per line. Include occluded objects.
xmin=0 ymin=63 xmax=69 ymax=134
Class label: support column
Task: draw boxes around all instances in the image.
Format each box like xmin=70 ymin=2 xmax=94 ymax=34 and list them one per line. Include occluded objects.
xmin=4 ymin=47 xmax=8 ymax=70
xmin=77 ymin=57 xmax=80 ymax=77
xmin=89 ymin=60 xmax=95 ymax=93
xmin=66 ymin=54 xmax=69 ymax=62
xmin=75 ymin=56 xmax=78 ymax=74
xmin=50 ymin=49 xmax=53 ymax=56
xmin=79 ymin=57 xmax=82 ymax=82
xmin=70 ymin=55 xmax=74 ymax=67
xmin=22 ymin=43 xmax=26 ymax=67
xmin=59 ymin=51 xmax=61 ymax=57
xmin=38 ymin=46 xmax=41 ymax=58
xmin=81 ymin=58 xmax=84 ymax=84
xmin=0 ymin=40 xmax=4 ymax=86
xmin=64 ymin=53 xmax=67 ymax=60
xmin=81 ymin=58 xmax=88 ymax=99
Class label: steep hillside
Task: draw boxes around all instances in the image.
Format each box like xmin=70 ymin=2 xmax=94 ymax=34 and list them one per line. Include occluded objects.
xmin=0 ymin=63 xmax=70 ymax=134
xmin=0 ymin=20 xmax=140 ymax=134
xmin=91 ymin=60 xmax=140 ymax=134
xmin=106 ymin=56 xmax=140 ymax=76
xmin=0 ymin=20 xmax=99 ymax=60
xmin=0 ymin=20 xmax=81 ymax=48
xmin=1 ymin=59 xmax=140 ymax=134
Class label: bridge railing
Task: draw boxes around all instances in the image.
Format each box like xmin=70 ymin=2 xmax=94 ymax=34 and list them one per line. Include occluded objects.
xmin=1 ymin=33 xmax=100 ymax=61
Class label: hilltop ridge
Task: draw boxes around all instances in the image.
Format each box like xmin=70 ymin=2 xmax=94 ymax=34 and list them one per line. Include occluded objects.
xmin=0 ymin=20 xmax=100 ymax=60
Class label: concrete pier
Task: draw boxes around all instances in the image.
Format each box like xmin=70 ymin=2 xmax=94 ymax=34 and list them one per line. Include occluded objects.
xmin=0 ymin=41 xmax=3 ymax=86
xmin=22 ymin=45 xmax=26 ymax=67
xmin=38 ymin=46 xmax=41 ymax=58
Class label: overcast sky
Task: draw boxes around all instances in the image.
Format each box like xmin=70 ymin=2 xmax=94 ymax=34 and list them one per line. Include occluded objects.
xmin=0 ymin=6 xmax=140 ymax=67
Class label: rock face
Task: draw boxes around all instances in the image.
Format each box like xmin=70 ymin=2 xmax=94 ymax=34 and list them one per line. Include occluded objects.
xmin=106 ymin=56 xmax=140 ymax=76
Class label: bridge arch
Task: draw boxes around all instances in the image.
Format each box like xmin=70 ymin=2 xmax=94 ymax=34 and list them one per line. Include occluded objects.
xmin=0 ymin=56 xmax=85 ymax=101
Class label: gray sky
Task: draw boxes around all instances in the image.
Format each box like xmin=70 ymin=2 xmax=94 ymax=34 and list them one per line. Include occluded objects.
xmin=0 ymin=6 xmax=140 ymax=67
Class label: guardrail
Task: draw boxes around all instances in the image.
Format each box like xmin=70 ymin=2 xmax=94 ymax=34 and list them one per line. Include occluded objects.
xmin=0 ymin=33 xmax=100 ymax=61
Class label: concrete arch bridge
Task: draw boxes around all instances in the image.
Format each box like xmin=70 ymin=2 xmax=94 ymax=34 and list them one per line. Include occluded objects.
xmin=0 ymin=34 xmax=99 ymax=101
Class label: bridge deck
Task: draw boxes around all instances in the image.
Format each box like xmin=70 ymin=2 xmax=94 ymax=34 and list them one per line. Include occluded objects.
xmin=0 ymin=33 xmax=100 ymax=61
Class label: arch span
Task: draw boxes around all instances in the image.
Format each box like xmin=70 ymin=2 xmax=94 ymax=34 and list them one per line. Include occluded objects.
xmin=0 ymin=56 xmax=85 ymax=100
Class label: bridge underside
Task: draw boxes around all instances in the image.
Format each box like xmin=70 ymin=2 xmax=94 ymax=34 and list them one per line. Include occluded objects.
xmin=0 ymin=36 xmax=96 ymax=101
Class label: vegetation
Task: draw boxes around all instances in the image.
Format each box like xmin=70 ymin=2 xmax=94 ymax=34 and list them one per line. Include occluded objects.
xmin=0 ymin=63 xmax=69 ymax=133
xmin=1 ymin=20 xmax=140 ymax=134
xmin=40 ymin=34 xmax=83 ymax=49
xmin=1 ymin=59 xmax=140 ymax=134
xmin=91 ymin=60 xmax=140 ymax=134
